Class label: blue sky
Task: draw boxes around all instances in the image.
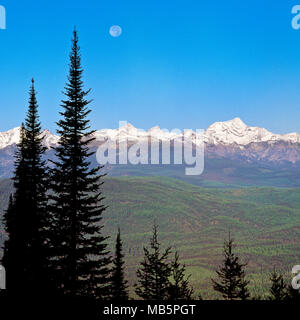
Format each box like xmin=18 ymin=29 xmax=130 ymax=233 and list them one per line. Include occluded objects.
xmin=0 ymin=0 xmax=300 ymax=133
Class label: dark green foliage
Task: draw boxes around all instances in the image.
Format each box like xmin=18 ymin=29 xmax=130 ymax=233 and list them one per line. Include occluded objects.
xmin=2 ymin=80 xmax=49 ymax=292
xmin=268 ymin=269 xmax=287 ymax=300
xmin=168 ymin=251 xmax=194 ymax=300
xmin=48 ymin=30 xmax=111 ymax=298
xmin=135 ymin=224 xmax=172 ymax=300
xmin=111 ymin=228 xmax=129 ymax=300
xmin=2 ymin=175 xmax=300 ymax=297
xmin=212 ymin=234 xmax=250 ymax=300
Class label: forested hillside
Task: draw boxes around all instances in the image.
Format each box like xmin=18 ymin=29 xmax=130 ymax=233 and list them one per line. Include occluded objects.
xmin=1 ymin=176 xmax=299 ymax=297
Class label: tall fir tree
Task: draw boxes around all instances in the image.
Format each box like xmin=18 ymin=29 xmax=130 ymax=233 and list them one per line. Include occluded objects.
xmin=268 ymin=269 xmax=287 ymax=300
xmin=135 ymin=224 xmax=172 ymax=300
xmin=48 ymin=29 xmax=111 ymax=298
xmin=2 ymin=80 xmax=49 ymax=292
xmin=111 ymin=228 xmax=129 ymax=300
xmin=167 ymin=251 xmax=194 ymax=300
xmin=211 ymin=234 xmax=250 ymax=300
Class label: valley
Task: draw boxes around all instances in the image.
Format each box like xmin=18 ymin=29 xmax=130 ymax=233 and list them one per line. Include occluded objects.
xmin=0 ymin=176 xmax=299 ymax=298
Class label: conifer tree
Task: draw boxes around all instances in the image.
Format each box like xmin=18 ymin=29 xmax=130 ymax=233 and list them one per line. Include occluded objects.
xmin=167 ymin=251 xmax=194 ymax=300
xmin=135 ymin=224 xmax=172 ymax=300
xmin=211 ymin=234 xmax=250 ymax=300
xmin=48 ymin=29 xmax=111 ymax=298
xmin=2 ymin=80 xmax=49 ymax=292
xmin=268 ymin=269 xmax=287 ymax=300
xmin=111 ymin=228 xmax=129 ymax=300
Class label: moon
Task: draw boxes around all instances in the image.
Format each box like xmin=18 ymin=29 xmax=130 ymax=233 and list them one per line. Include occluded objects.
xmin=109 ymin=25 xmax=122 ymax=38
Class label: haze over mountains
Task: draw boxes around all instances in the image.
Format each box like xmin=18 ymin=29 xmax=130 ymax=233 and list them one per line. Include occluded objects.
xmin=1 ymin=118 xmax=300 ymax=183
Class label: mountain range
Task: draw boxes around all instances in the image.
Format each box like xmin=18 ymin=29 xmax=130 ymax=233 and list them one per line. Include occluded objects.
xmin=2 ymin=117 xmax=300 ymax=148
xmin=1 ymin=118 xmax=300 ymax=183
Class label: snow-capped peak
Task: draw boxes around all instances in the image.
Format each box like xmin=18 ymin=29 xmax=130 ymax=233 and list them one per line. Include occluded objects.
xmin=42 ymin=129 xmax=60 ymax=148
xmin=0 ymin=127 xmax=21 ymax=149
xmin=120 ymin=122 xmax=135 ymax=130
xmin=219 ymin=117 xmax=247 ymax=128
xmin=0 ymin=127 xmax=59 ymax=149
xmin=204 ymin=118 xmax=289 ymax=145
xmin=148 ymin=125 xmax=161 ymax=133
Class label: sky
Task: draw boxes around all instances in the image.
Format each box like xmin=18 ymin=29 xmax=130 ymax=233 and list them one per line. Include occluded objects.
xmin=1 ymin=0 xmax=300 ymax=134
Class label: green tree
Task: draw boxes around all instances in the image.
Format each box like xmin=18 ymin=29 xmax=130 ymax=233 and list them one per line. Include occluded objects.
xmin=211 ymin=234 xmax=250 ymax=300
xmin=111 ymin=228 xmax=129 ymax=300
xmin=135 ymin=224 xmax=172 ymax=300
xmin=167 ymin=251 xmax=194 ymax=300
xmin=2 ymin=80 xmax=49 ymax=292
xmin=268 ymin=269 xmax=287 ymax=300
xmin=48 ymin=29 xmax=111 ymax=298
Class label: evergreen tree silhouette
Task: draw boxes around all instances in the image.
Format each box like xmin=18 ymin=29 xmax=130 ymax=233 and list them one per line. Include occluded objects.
xmin=211 ymin=234 xmax=250 ymax=300
xmin=48 ymin=29 xmax=111 ymax=298
xmin=167 ymin=251 xmax=194 ymax=300
xmin=2 ymin=80 xmax=49 ymax=293
xmin=111 ymin=228 xmax=129 ymax=300
xmin=135 ymin=224 xmax=172 ymax=300
xmin=2 ymin=194 xmax=17 ymax=291
xmin=268 ymin=268 xmax=287 ymax=300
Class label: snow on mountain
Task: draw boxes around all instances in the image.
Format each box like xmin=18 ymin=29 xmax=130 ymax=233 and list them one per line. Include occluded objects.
xmin=42 ymin=129 xmax=60 ymax=148
xmin=92 ymin=123 xmax=179 ymax=143
xmin=0 ymin=127 xmax=59 ymax=150
xmin=1 ymin=118 xmax=300 ymax=150
xmin=90 ymin=118 xmax=300 ymax=147
xmin=0 ymin=127 xmax=21 ymax=149
xmin=204 ymin=118 xmax=284 ymax=145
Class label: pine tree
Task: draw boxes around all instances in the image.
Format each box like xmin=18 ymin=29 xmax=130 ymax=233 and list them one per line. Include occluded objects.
xmin=211 ymin=234 xmax=250 ymax=300
xmin=111 ymin=228 xmax=129 ymax=300
xmin=167 ymin=251 xmax=194 ymax=300
xmin=268 ymin=269 xmax=287 ymax=300
xmin=48 ymin=29 xmax=111 ymax=298
xmin=2 ymin=80 xmax=49 ymax=292
xmin=135 ymin=224 xmax=172 ymax=300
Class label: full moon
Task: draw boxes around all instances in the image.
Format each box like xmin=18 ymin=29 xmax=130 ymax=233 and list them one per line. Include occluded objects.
xmin=109 ymin=25 xmax=122 ymax=38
